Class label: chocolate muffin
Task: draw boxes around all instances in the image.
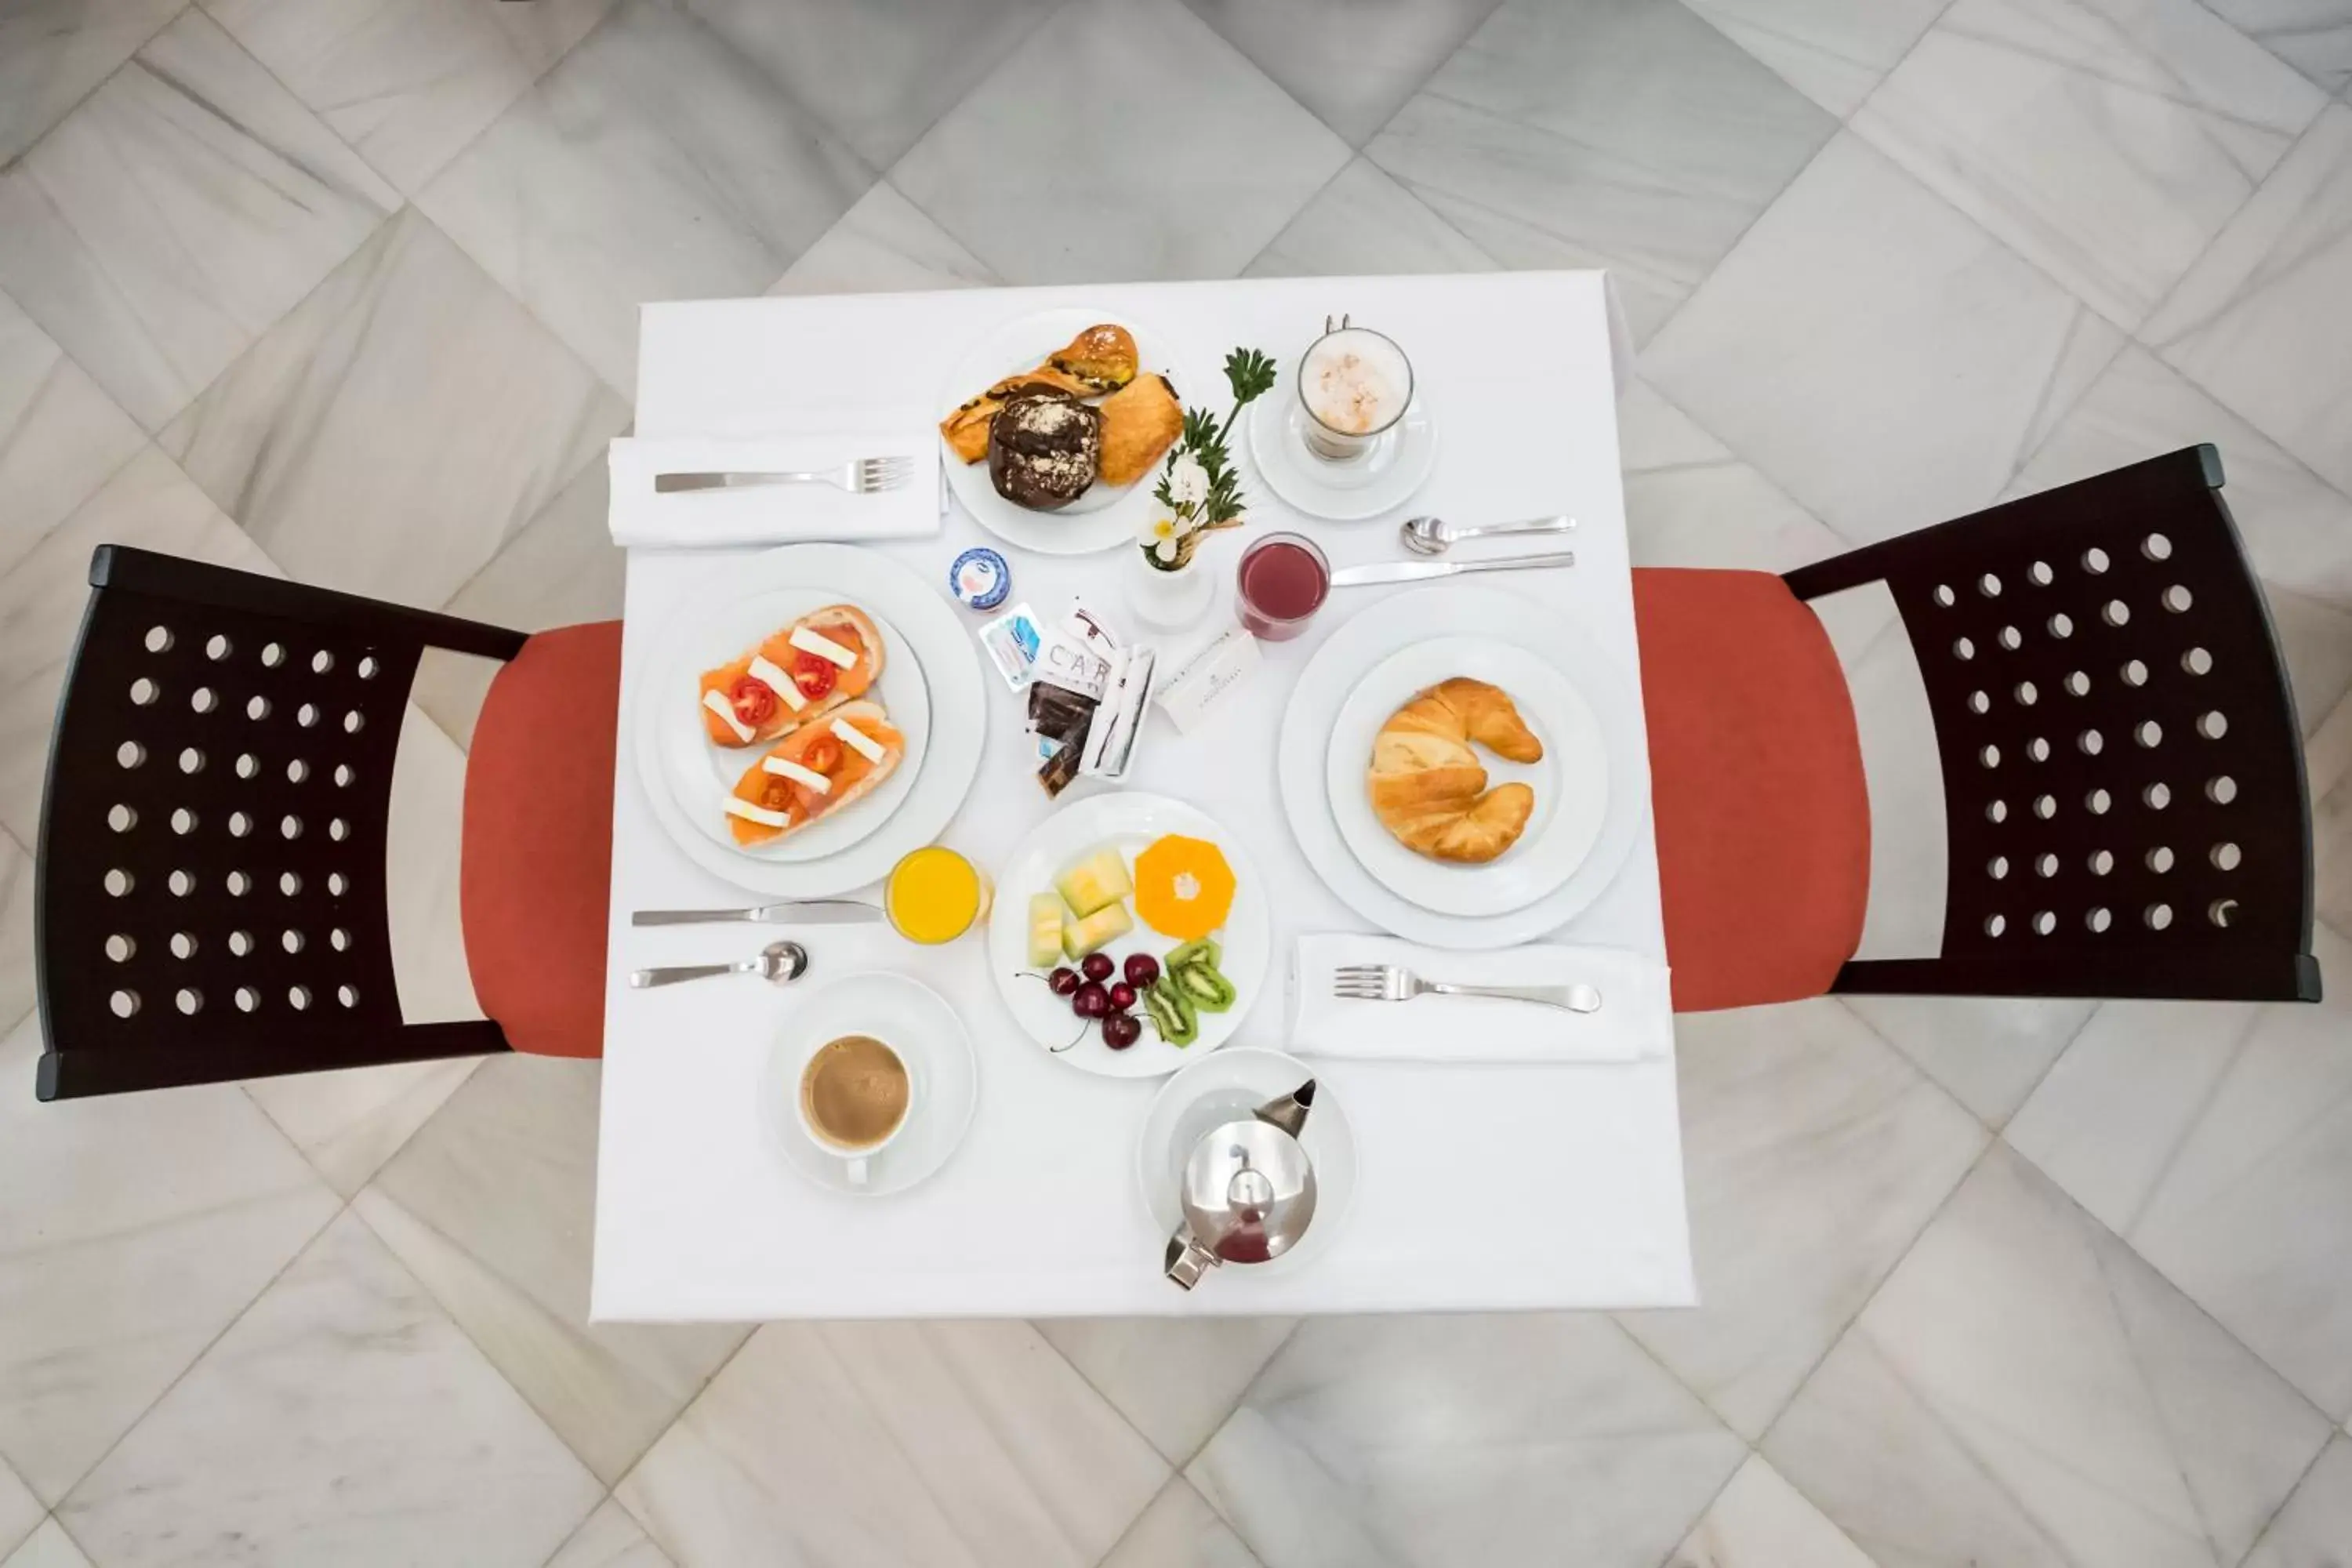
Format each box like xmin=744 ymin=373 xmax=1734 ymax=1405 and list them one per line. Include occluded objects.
xmin=988 ymin=386 xmax=1102 ymax=510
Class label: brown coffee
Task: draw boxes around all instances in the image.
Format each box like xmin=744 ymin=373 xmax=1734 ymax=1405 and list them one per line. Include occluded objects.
xmin=799 ymin=1034 xmax=909 ymax=1151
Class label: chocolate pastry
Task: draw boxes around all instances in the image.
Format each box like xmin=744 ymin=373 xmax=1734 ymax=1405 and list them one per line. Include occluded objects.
xmin=1048 ymin=324 xmax=1138 ymax=393
xmin=989 ymin=387 xmax=1102 ymax=510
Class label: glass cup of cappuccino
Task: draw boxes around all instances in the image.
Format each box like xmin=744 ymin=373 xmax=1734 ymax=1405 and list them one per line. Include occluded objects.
xmin=797 ymin=1032 xmax=913 ymax=1186
xmin=1296 ymin=316 xmax=1413 ymax=463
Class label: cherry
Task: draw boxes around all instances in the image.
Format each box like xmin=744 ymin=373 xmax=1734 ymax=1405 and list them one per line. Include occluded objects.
xmin=1072 ymin=982 xmax=1111 ymax=1019
xmin=1108 ymin=982 xmax=1137 ymax=1012
xmin=1080 ymin=952 xmax=1116 ymax=982
xmin=1047 ymin=966 xmax=1080 ymax=996
xmin=1102 ymin=1013 xmax=1142 ymax=1049
xmin=1123 ymin=953 xmax=1160 ymax=989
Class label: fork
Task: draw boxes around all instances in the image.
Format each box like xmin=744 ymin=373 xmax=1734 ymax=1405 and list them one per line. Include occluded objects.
xmin=1333 ymin=964 xmax=1602 ymax=1014
xmin=655 ymin=456 xmax=913 ymax=495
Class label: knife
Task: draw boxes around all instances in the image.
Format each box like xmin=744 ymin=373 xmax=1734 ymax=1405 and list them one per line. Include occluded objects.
xmin=1329 ymin=551 xmax=1576 ymax=587
xmin=632 ymin=901 xmax=881 ymax=927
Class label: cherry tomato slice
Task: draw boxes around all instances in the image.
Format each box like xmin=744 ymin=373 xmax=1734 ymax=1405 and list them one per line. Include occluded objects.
xmin=757 ymin=778 xmax=793 ymax=813
xmin=792 ymin=651 xmax=837 ymax=699
xmin=800 ymin=735 xmax=844 ymax=774
xmin=728 ymin=676 xmax=778 ymax=727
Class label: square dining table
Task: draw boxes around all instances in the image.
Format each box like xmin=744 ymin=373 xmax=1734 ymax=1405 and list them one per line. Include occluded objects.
xmin=592 ymin=272 xmax=1696 ymax=1319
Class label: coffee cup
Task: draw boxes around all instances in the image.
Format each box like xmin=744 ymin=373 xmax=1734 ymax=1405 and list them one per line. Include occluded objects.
xmin=1296 ymin=316 xmax=1413 ymax=463
xmin=796 ymin=1032 xmax=915 ymax=1186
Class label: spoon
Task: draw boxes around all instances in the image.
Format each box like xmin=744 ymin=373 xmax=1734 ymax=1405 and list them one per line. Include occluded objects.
xmin=629 ymin=940 xmax=808 ymax=989
xmin=1399 ymin=514 xmax=1575 ymax=556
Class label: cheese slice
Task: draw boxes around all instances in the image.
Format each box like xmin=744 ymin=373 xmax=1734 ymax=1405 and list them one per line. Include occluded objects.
xmin=701 ymin=688 xmax=755 ymax=742
xmin=831 ymin=718 xmax=885 ymax=764
xmin=790 ymin=625 xmax=858 ymax=670
xmin=761 ymin=757 xmax=832 ymax=793
xmin=722 ymin=797 xmax=789 ymax=828
xmin=746 ymin=654 xmax=806 ymax=712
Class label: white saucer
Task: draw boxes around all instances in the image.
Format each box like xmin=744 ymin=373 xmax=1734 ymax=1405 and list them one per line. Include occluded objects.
xmin=1326 ymin=637 xmax=1610 ymax=918
xmin=759 ymin=973 xmax=977 ymax=1199
xmin=1247 ymin=388 xmax=1436 ymax=522
xmin=1136 ymin=1048 xmax=1356 ymax=1284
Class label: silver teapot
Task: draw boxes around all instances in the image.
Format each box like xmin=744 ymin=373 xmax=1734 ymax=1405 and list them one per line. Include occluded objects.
xmin=1163 ymin=1080 xmax=1318 ymax=1290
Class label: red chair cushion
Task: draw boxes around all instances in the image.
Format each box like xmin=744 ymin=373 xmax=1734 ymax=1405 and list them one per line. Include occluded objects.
xmin=460 ymin=621 xmax=621 ymax=1058
xmin=1632 ymin=568 xmax=1869 ymax=1011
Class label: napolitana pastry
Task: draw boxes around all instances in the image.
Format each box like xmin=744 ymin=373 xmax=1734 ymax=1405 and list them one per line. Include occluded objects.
xmin=1095 ymin=372 xmax=1183 ymax=486
xmin=723 ymin=700 xmax=904 ymax=846
xmin=937 ymin=324 xmax=1138 ymax=464
xmin=1367 ymin=677 xmax=1544 ymax=863
xmin=697 ymin=604 xmax=884 ymax=748
xmin=989 ymin=387 xmax=1102 ymax=510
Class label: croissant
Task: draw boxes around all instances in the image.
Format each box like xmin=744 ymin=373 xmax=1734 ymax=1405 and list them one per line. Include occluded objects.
xmin=1368 ymin=678 xmax=1544 ymax=863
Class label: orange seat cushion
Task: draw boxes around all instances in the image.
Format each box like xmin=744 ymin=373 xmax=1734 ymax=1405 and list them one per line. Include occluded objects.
xmin=1632 ymin=569 xmax=1868 ymax=1012
xmin=461 ymin=621 xmax=621 ymax=1057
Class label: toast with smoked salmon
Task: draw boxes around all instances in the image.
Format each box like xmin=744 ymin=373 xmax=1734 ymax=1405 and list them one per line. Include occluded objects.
xmin=721 ymin=702 xmax=906 ymax=846
xmin=698 ymin=604 xmax=884 ymax=748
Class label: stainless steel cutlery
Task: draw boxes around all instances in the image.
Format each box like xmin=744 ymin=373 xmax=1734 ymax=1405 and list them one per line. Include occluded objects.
xmin=1329 ymin=550 xmax=1576 ymax=587
xmin=1332 ymin=963 xmax=1602 ymax=1014
xmin=629 ymin=940 xmax=808 ymax=990
xmin=1399 ymin=514 xmax=1574 ymax=556
xmin=631 ymin=901 xmax=881 ymax=927
xmin=655 ymin=456 xmax=913 ymax=495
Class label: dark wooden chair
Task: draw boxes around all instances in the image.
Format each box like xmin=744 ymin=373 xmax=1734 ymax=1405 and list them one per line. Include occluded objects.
xmin=33 ymin=546 xmax=620 ymax=1100
xmin=1636 ymin=445 xmax=2321 ymax=1011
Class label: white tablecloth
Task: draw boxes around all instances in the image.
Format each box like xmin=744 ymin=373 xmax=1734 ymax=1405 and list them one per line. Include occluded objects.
xmin=592 ymin=274 xmax=1696 ymax=1319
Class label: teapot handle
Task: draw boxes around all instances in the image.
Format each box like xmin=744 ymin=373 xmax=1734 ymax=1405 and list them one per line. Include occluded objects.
xmin=1163 ymin=1232 xmax=1220 ymax=1290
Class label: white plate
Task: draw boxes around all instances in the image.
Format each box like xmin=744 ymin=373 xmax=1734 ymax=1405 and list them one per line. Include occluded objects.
xmin=987 ymin=791 xmax=1269 ymax=1079
xmin=1135 ymin=1048 xmax=1356 ymax=1284
xmin=1279 ymin=585 xmax=1649 ymax=949
xmin=939 ymin=307 xmax=1193 ymax=556
xmin=627 ymin=545 xmax=985 ymax=898
xmin=760 ymin=973 xmax=978 ymax=1199
xmin=652 ymin=603 xmax=929 ymax=865
xmin=1326 ymin=637 xmax=1610 ymax=918
xmin=1246 ymin=385 xmax=1436 ymax=522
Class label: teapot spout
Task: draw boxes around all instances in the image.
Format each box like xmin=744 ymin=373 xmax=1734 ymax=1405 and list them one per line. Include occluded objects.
xmin=1253 ymin=1080 xmax=1315 ymax=1141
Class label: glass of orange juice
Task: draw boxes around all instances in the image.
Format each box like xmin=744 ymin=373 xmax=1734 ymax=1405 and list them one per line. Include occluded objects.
xmin=885 ymin=847 xmax=993 ymax=944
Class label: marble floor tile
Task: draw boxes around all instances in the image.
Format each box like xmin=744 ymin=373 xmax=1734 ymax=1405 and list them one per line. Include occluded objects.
xmin=617 ymin=1319 xmax=1169 ymax=1567
xmin=1364 ymin=0 xmax=1835 ymax=339
xmin=0 ymin=10 xmax=397 ymax=433
xmin=0 ymin=446 xmax=276 ymax=845
xmin=1766 ymin=1143 xmax=2333 ymax=1568
xmin=0 ymin=1523 xmax=90 ymax=1568
xmin=1678 ymin=0 xmax=1946 ymax=117
xmin=59 ymin=1210 xmax=601 ymax=1566
xmin=1841 ymin=613 xmax=1950 ymax=961
xmin=2008 ymin=920 xmax=2352 ymax=1418
xmin=2204 ymin=0 xmax=2352 ymax=94
xmin=1853 ymin=0 xmax=2325 ymax=330
xmin=356 ymin=1054 xmax=750 ymax=1485
xmin=1617 ymin=998 xmax=1986 ymax=1440
xmin=2010 ymin=344 xmax=2352 ymax=611
xmin=2243 ymin=1431 xmax=2352 ymax=1567
xmin=160 ymin=209 xmax=627 ymax=614
xmin=383 ymin=701 xmax=488 ymax=1028
xmin=0 ymin=0 xmax=182 ymax=167
xmin=1646 ymin=132 xmax=2127 ymax=548
xmin=0 ymin=1010 xmax=338 ymax=1505
xmin=411 ymin=449 xmax=623 ymax=751
xmin=1242 ymin=157 xmax=1496 ymax=280
xmin=241 ymin=1056 xmax=480 ymax=1198
xmin=685 ymin=0 xmax=1058 ymax=171
xmin=890 ymin=0 xmax=1351 ymax=285
xmin=1666 ymin=1454 xmax=1875 ymax=1568
xmin=1837 ymin=993 xmax=2098 ymax=1127
xmin=2143 ymin=105 xmax=2352 ymax=497
xmin=1180 ymin=0 xmax=1504 ymax=147
xmin=0 ymin=835 xmax=31 ymax=1040
xmin=550 ymin=1499 xmax=676 ymax=1568
xmin=419 ymin=0 xmax=873 ymax=394
xmin=1102 ymin=1479 xmax=1265 ymax=1568
xmin=769 ymin=180 xmax=997 ymax=298
xmin=0 ymin=289 xmax=143 ymax=577
xmin=0 ymin=1454 xmax=36 ymax=1563
xmin=1034 ymin=1316 xmax=1298 ymax=1465
xmin=2314 ymin=688 xmax=2352 ymax=936
xmin=1187 ymin=1314 xmax=1745 ymax=1568
xmin=205 ymin=0 xmax=621 ymax=196
xmin=2269 ymin=582 xmax=2352 ymax=737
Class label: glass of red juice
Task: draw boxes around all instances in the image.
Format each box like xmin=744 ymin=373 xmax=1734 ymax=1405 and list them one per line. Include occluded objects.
xmin=1236 ymin=532 xmax=1330 ymax=641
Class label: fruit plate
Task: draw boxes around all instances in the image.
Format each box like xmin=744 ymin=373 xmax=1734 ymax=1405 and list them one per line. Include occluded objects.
xmin=987 ymin=791 xmax=1268 ymax=1080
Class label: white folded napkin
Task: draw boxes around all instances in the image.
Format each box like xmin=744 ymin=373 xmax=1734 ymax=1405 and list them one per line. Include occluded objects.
xmin=608 ymin=430 xmax=940 ymax=547
xmin=1289 ymin=935 xmax=1671 ymax=1065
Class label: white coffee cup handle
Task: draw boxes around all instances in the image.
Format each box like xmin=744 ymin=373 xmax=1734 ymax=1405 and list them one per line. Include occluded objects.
xmin=847 ymin=1154 xmax=871 ymax=1187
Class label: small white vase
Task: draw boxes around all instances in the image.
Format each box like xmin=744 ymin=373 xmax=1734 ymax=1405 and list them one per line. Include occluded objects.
xmin=1123 ymin=546 xmax=1216 ymax=631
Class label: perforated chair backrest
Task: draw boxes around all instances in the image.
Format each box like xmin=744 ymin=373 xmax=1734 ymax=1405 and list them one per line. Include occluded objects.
xmin=34 ymin=546 xmax=529 ymax=1099
xmin=1784 ymin=445 xmax=2320 ymax=1003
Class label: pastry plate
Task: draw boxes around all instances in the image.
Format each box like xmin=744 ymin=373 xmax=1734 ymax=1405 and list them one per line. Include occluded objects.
xmin=1327 ymin=637 xmax=1609 ymax=919
xmin=626 ymin=545 xmax=985 ymax=898
xmin=1247 ymin=386 xmax=1436 ymax=522
xmin=1135 ymin=1048 xmax=1356 ymax=1283
xmin=988 ymin=791 xmax=1269 ymax=1080
xmin=760 ymin=973 xmax=978 ymax=1200
xmin=939 ymin=307 xmax=1191 ymax=557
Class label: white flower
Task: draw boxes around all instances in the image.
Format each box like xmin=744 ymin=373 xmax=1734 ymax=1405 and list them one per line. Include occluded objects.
xmin=1153 ymin=533 xmax=1181 ymax=564
xmin=1167 ymin=452 xmax=1210 ymax=509
xmin=1138 ymin=514 xmax=1180 ymax=551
